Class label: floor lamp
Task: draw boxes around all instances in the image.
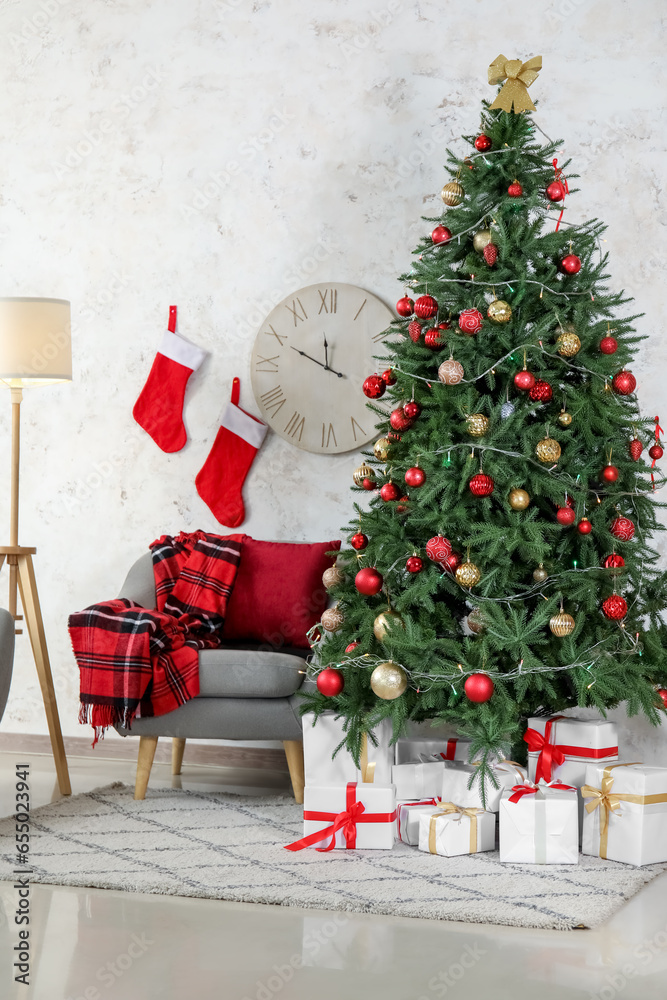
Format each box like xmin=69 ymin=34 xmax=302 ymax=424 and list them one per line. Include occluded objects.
xmin=0 ymin=297 xmax=72 ymax=795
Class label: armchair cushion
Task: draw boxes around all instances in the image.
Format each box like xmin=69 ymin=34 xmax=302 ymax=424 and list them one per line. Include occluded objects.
xmin=198 ymin=647 xmax=307 ymax=698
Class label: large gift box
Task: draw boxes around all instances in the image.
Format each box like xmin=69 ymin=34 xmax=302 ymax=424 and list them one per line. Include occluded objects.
xmin=396 ymin=798 xmax=440 ymax=845
xmin=395 ymin=735 xmax=472 ymax=765
xmin=303 ymin=712 xmax=393 ymax=786
xmin=499 ymin=781 xmax=579 ymax=864
xmin=285 ymin=781 xmax=396 ymax=851
xmin=524 ymin=715 xmax=618 ymax=787
xmin=392 ymin=761 xmax=445 ymax=800
xmin=581 ymin=762 xmax=667 ymax=866
xmin=417 ymin=803 xmax=496 ymax=857
xmin=440 ymin=760 xmax=527 ymax=812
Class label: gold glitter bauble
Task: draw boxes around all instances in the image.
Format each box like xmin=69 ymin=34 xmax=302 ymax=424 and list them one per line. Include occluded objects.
xmin=472 ymin=228 xmax=492 ymax=252
xmin=557 ymin=410 xmax=573 ymax=427
xmin=549 ymin=612 xmax=576 ymax=637
xmin=466 ymin=413 xmax=489 ymax=437
xmin=508 ymin=488 xmax=530 ymax=510
xmin=374 ymin=437 xmax=391 ymax=461
xmin=556 ymin=331 xmax=581 ymax=357
xmin=466 ymin=608 xmax=485 ymax=634
xmin=353 ymin=462 xmax=374 ymax=486
xmin=441 ymin=181 xmax=464 ymax=207
xmin=321 ymin=605 xmax=344 ymax=632
xmin=533 ymin=564 xmax=548 ymax=583
xmin=438 ymin=358 xmax=465 ymax=385
xmin=455 ymin=560 xmax=481 ymax=588
xmin=536 ymin=436 xmax=562 ymax=463
xmin=373 ymin=610 xmax=405 ymax=642
xmin=487 ymin=299 xmax=512 ymax=323
xmin=322 ymin=565 xmax=345 ymax=589
xmin=370 ymin=661 xmax=408 ymax=700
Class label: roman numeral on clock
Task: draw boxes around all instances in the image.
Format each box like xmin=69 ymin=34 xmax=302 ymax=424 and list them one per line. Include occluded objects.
xmin=260 ymin=385 xmax=286 ymax=418
xmin=284 ymin=411 xmax=306 ymax=441
xmin=321 ymin=422 xmax=337 ymax=449
xmin=264 ymin=324 xmax=287 ymax=346
xmin=350 ymin=416 xmax=367 ymax=441
xmin=318 ymin=288 xmax=338 ymax=314
xmin=285 ymin=298 xmax=308 ymax=325
xmin=254 ymin=354 xmax=280 ymax=372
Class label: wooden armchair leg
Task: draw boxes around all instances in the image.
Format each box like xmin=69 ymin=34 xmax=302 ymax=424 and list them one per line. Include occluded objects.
xmin=283 ymin=739 xmax=305 ymax=804
xmin=135 ymin=736 xmax=158 ymax=800
xmin=172 ymin=737 xmax=186 ymax=775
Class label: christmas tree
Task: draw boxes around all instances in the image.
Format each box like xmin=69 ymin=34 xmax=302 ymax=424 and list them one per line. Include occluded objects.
xmin=303 ymin=55 xmax=667 ymax=793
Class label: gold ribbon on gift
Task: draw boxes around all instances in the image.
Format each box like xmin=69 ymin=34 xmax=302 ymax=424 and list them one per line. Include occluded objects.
xmin=581 ymin=763 xmax=667 ymax=860
xmin=428 ymin=801 xmax=483 ymax=855
xmin=359 ymin=733 xmax=375 ymax=784
xmin=488 ymin=54 xmax=542 ymax=113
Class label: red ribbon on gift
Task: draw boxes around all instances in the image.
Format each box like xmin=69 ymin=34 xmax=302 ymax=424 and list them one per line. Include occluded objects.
xmin=508 ymin=781 xmax=575 ymax=803
xmin=284 ymin=782 xmax=397 ymax=852
xmin=523 ymin=716 xmax=618 ymax=783
xmin=438 ymin=739 xmax=460 ymax=761
xmin=397 ymin=798 xmax=438 ymax=841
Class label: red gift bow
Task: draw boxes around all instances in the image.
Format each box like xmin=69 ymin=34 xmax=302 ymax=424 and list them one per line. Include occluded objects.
xmin=523 ymin=716 xmax=618 ymax=782
xmin=438 ymin=739 xmax=460 ymax=761
xmin=509 ymin=781 xmax=575 ymax=803
xmin=284 ymin=782 xmax=396 ymax=852
xmin=397 ymin=798 xmax=438 ymax=840
xmin=651 ymin=416 xmax=663 ymax=489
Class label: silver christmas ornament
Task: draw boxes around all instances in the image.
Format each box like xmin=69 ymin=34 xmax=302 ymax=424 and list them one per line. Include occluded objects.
xmin=500 ymin=401 xmax=515 ymax=420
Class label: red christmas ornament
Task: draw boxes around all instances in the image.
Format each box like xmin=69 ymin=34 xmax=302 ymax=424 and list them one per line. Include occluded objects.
xmin=431 ymin=225 xmax=452 ymax=244
xmin=603 ymin=553 xmax=625 ymax=569
xmin=390 ymin=407 xmax=413 ymax=432
xmin=396 ymin=495 xmax=409 ymax=514
xmin=345 ymin=641 xmax=359 ymax=653
xmin=601 ymin=464 xmax=619 ymax=483
xmin=600 ymin=336 xmax=618 ymax=355
xmin=362 ymin=478 xmax=375 ymax=491
xmin=317 ymin=668 xmax=344 ymax=697
xmin=469 ymin=473 xmax=494 ymax=497
xmin=388 ymin=430 xmax=402 ymax=442
xmin=396 ymin=296 xmax=414 ymax=317
xmin=507 ymin=181 xmax=523 ymax=198
xmin=629 ymin=438 xmax=643 ymax=461
xmin=406 ymin=556 xmax=424 ymax=574
xmin=577 ymin=517 xmax=593 ymax=534
xmin=363 ymin=374 xmax=385 ymax=399
xmin=403 ymin=400 xmax=421 ymax=419
xmin=414 ymin=295 xmax=438 ymax=319
xmin=556 ymin=507 xmax=576 ymax=526
xmin=529 ymin=379 xmax=553 ymax=403
xmin=560 ymin=254 xmax=582 ymax=275
xmin=444 ymin=552 xmax=462 ymax=572
xmin=464 ymin=673 xmax=494 ymax=703
xmin=438 ymin=321 xmax=451 ymax=331
xmin=350 ymin=532 xmax=368 ymax=550
xmin=354 ymin=566 xmax=383 ymax=595
xmin=610 ymin=516 xmax=635 ymax=541
xmin=602 ymin=594 xmax=628 ymax=621
xmin=514 ymin=369 xmax=536 ymax=391
xmin=381 ymin=368 xmax=397 ymax=385
xmin=408 ymin=320 xmax=423 ymax=343
xmin=649 ymin=444 xmax=664 ymax=460
xmin=424 ymin=328 xmax=445 ymax=350
xmin=405 ymin=466 xmax=426 ymax=487
xmin=380 ymin=482 xmax=401 ymax=502
xmin=474 ymin=133 xmax=492 ymax=151
xmin=483 ymin=243 xmax=498 ymax=266
xmin=612 ymin=371 xmax=636 ymax=395
xmin=658 ymin=689 xmax=667 ymax=709
xmin=546 ymin=180 xmax=566 ymax=202
xmin=426 ymin=535 xmax=452 ymax=562
xmin=458 ymin=308 xmax=484 ymax=335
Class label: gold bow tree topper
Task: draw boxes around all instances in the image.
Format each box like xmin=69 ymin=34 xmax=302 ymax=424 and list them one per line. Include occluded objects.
xmin=488 ymin=54 xmax=542 ymax=113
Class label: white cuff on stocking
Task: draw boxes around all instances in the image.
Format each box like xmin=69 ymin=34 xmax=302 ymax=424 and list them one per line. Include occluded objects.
xmin=221 ymin=402 xmax=267 ymax=449
xmin=158 ymin=329 xmax=207 ymax=371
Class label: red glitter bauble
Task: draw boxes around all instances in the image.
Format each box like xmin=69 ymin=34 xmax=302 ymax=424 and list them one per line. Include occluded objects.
xmin=414 ymin=295 xmax=438 ymax=319
xmin=469 ymin=473 xmax=494 ymax=497
xmin=561 ymin=254 xmax=582 ymax=275
xmin=508 ymin=181 xmax=523 ymax=198
xmin=443 ymin=552 xmax=462 ymax=572
xmin=408 ymin=320 xmax=423 ymax=343
xmin=556 ymin=507 xmax=576 ymax=526
xmin=658 ymin=689 xmax=667 ymax=709
xmin=458 ymin=308 xmax=484 ymax=335
xmin=317 ymin=668 xmax=344 ymax=697
xmin=600 ymin=336 xmax=618 ymax=355
xmin=649 ymin=444 xmax=664 ymax=460
xmin=483 ymin=243 xmax=498 ymax=266
xmin=602 ymin=594 xmax=628 ymax=621
xmin=529 ymin=379 xmax=553 ymax=403
xmin=474 ymin=133 xmax=492 ymax=151
xmin=403 ymin=401 xmax=421 ymax=419
xmin=610 ymin=516 xmax=635 ymax=541
xmin=405 ymin=466 xmax=426 ymax=487
xmin=363 ymin=374 xmax=385 ymax=399
xmin=603 ymin=553 xmax=625 ymax=569
xmin=381 ymin=368 xmax=397 ymax=385
xmin=629 ymin=438 xmax=643 ymax=461
xmin=354 ymin=566 xmax=384 ymax=595
xmin=424 ymin=328 xmax=445 ymax=350
xmin=546 ymin=180 xmax=566 ymax=202
xmin=362 ymin=478 xmax=375 ymax=491
xmin=350 ymin=532 xmax=368 ymax=550
xmin=514 ymin=369 xmax=536 ymax=391
xmin=406 ymin=556 xmax=424 ymax=574
xmin=431 ymin=225 xmax=451 ymax=244
xmin=564 ymin=494 xmax=575 ymax=508
xmin=396 ymin=296 xmax=414 ymax=317
xmin=601 ymin=465 xmax=619 ymax=483
xmin=426 ymin=535 xmax=452 ymax=562
xmin=396 ymin=495 xmax=409 ymax=514
xmin=464 ymin=673 xmax=494 ymax=703
xmin=390 ymin=407 xmax=413 ymax=431
xmin=345 ymin=641 xmax=359 ymax=653
xmin=612 ymin=371 xmax=636 ymax=395
xmin=577 ymin=518 xmax=593 ymax=534
xmin=380 ymin=482 xmax=401 ymax=502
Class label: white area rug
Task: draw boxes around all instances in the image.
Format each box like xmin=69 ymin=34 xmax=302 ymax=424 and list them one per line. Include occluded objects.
xmin=1 ymin=782 xmax=665 ymax=930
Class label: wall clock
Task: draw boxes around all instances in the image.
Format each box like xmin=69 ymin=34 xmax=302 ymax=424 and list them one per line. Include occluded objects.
xmin=250 ymin=282 xmax=394 ymax=454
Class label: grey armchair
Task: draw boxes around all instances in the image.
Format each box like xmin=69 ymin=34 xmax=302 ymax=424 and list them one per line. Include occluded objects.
xmin=0 ymin=608 xmax=15 ymax=724
xmin=114 ymin=553 xmax=312 ymax=802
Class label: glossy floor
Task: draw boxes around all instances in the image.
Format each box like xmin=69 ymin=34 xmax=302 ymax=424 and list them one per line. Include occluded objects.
xmin=1 ymin=752 xmax=667 ymax=1000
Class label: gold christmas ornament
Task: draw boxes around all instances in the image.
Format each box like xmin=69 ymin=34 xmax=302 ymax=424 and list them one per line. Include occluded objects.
xmin=556 ymin=331 xmax=581 ymax=357
xmin=533 ymin=564 xmax=548 ymax=583
xmin=370 ymin=660 xmax=408 ymax=700
xmin=322 ymin=565 xmax=345 ymax=589
xmin=488 ymin=54 xmax=543 ymax=114
xmin=353 ymin=462 xmax=374 ymax=487
xmin=536 ymin=436 xmax=562 ymax=463
xmin=473 ymin=228 xmax=492 ymax=252
xmin=438 ymin=358 xmax=465 ymax=385
xmin=374 ymin=437 xmax=391 ymax=461
xmin=549 ymin=611 xmax=576 ymax=637
xmin=455 ymin=560 xmax=481 ymax=588
xmin=321 ymin=605 xmax=344 ymax=632
xmin=487 ymin=298 xmax=512 ymax=323
xmin=557 ymin=410 xmax=573 ymax=427
xmin=508 ymin=488 xmax=530 ymax=510
xmin=466 ymin=413 xmax=489 ymax=437
xmin=373 ymin=609 xmax=405 ymax=642
xmin=466 ymin=608 xmax=485 ymax=634
xmin=441 ymin=181 xmax=464 ymax=207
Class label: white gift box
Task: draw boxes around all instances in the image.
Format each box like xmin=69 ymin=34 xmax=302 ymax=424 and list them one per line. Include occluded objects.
xmin=417 ymin=805 xmax=496 ymax=857
xmin=581 ymin=762 xmax=667 ymax=867
xmin=525 ymin=715 xmax=618 ymax=788
xmin=292 ymin=782 xmax=396 ymax=851
xmin=392 ymin=761 xmax=445 ymax=800
xmin=440 ymin=760 xmax=527 ymax=812
xmin=396 ymin=799 xmax=440 ymax=845
xmin=499 ymin=782 xmax=579 ymax=864
xmin=303 ymin=713 xmax=393 ymax=786
xmin=395 ymin=736 xmax=472 ymax=765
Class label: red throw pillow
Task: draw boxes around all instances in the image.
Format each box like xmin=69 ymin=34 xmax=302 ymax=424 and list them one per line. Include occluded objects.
xmin=222 ymin=538 xmax=341 ymax=649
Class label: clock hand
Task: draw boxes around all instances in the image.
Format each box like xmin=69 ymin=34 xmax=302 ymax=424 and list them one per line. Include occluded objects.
xmin=323 ymin=332 xmax=329 ymax=369
xmin=290 ymin=345 xmax=345 ymax=378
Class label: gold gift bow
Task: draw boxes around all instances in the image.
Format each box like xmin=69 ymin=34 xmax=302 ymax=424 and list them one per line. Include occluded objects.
xmin=428 ymin=801 xmax=483 ymax=855
xmin=488 ymin=54 xmax=542 ymax=114
xmin=581 ymin=763 xmax=667 ymax=859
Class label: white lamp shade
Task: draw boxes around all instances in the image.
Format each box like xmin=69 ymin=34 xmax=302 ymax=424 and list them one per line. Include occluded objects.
xmin=0 ymin=297 xmax=71 ymax=387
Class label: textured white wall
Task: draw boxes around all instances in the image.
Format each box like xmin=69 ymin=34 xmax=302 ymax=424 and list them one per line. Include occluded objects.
xmin=1 ymin=0 xmax=666 ymax=760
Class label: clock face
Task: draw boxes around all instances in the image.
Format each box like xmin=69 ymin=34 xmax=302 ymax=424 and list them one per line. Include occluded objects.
xmin=250 ymin=282 xmax=394 ymax=454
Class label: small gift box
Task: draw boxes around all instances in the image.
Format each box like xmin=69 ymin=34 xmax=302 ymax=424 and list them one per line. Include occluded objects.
xmin=417 ymin=802 xmax=496 ymax=857
xmin=499 ymin=781 xmax=579 ymax=864
xmin=396 ymin=798 xmax=440 ymax=845
xmin=524 ymin=715 xmax=618 ymax=787
xmin=395 ymin=736 xmax=472 ymax=765
xmin=440 ymin=760 xmax=527 ymax=812
xmin=285 ymin=782 xmax=396 ymax=851
xmin=391 ymin=761 xmax=445 ymax=800
xmin=581 ymin=762 xmax=667 ymax=866
xmin=303 ymin=712 xmax=393 ymax=786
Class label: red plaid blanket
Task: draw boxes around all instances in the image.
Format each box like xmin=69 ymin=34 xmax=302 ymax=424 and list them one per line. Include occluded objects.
xmin=69 ymin=530 xmax=245 ymax=744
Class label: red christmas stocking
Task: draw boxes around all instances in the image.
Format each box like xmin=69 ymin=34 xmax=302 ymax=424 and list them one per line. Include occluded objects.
xmin=196 ymin=377 xmax=267 ymax=527
xmin=133 ymin=306 xmax=207 ymax=453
